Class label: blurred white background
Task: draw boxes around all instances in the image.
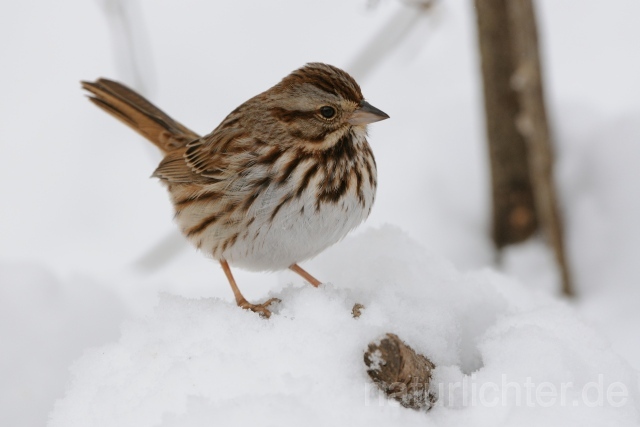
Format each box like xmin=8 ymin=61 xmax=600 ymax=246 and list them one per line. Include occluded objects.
xmin=1 ymin=1 xmax=639 ymax=425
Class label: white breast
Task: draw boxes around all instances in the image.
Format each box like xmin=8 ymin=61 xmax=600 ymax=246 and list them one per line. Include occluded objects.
xmin=221 ymin=131 xmax=376 ymax=271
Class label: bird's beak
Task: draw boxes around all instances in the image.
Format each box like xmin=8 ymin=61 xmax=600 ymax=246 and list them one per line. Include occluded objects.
xmin=348 ymin=101 xmax=390 ymax=125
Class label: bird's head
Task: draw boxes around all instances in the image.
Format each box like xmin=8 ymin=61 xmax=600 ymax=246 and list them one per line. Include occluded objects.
xmin=265 ymin=63 xmax=389 ymax=151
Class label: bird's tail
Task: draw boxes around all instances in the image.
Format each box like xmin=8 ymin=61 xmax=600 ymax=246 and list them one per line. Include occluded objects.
xmin=81 ymin=79 xmax=200 ymax=153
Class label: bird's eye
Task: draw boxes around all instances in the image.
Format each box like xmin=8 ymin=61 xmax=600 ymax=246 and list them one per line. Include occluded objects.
xmin=319 ymin=106 xmax=336 ymax=119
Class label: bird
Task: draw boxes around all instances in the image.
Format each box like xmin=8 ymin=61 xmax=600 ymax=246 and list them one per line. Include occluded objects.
xmin=82 ymin=63 xmax=389 ymax=318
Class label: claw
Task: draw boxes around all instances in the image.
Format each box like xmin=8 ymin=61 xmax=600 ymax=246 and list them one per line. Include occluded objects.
xmin=239 ymin=298 xmax=281 ymax=319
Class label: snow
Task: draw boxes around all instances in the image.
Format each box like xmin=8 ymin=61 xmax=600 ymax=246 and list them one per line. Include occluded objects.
xmin=1 ymin=0 xmax=640 ymax=426
xmin=47 ymin=228 xmax=640 ymax=426
xmin=0 ymin=262 xmax=127 ymax=427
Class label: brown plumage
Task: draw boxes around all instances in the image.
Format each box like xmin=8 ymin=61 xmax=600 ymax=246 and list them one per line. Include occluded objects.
xmin=82 ymin=63 xmax=389 ymax=318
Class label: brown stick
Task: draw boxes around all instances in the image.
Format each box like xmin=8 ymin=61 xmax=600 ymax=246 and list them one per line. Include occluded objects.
xmin=474 ymin=0 xmax=573 ymax=296
xmin=364 ymin=333 xmax=436 ymax=410
xmin=474 ymin=0 xmax=538 ymax=248
xmin=505 ymin=0 xmax=573 ymax=296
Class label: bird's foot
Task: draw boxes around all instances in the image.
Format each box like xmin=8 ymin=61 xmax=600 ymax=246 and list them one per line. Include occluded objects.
xmin=238 ymin=298 xmax=281 ymax=319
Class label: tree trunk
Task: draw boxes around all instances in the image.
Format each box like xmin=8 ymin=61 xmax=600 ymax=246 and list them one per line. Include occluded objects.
xmin=474 ymin=0 xmax=538 ymax=248
xmin=505 ymin=0 xmax=573 ymax=296
xmin=474 ymin=0 xmax=573 ymax=296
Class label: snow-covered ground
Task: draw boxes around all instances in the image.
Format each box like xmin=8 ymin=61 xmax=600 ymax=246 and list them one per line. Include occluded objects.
xmin=1 ymin=1 xmax=639 ymax=426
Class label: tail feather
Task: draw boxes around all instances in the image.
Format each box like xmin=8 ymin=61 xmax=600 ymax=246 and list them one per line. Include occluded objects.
xmin=81 ymin=78 xmax=200 ymax=153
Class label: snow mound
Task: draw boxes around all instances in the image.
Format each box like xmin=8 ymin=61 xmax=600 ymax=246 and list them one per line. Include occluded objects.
xmin=49 ymin=226 xmax=639 ymax=426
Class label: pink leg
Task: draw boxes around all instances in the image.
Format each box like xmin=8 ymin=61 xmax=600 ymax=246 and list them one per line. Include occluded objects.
xmin=220 ymin=260 xmax=279 ymax=318
xmin=289 ymin=263 xmax=322 ymax=287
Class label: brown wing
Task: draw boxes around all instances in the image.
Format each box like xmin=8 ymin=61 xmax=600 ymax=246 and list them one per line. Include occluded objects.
xmin=152 ymin=127 xmax=259 ymax=184
xmin=152 ymin=149 xmax=204 ymax=183
xmin=184 ymin=128 xmax=249 ymax=179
